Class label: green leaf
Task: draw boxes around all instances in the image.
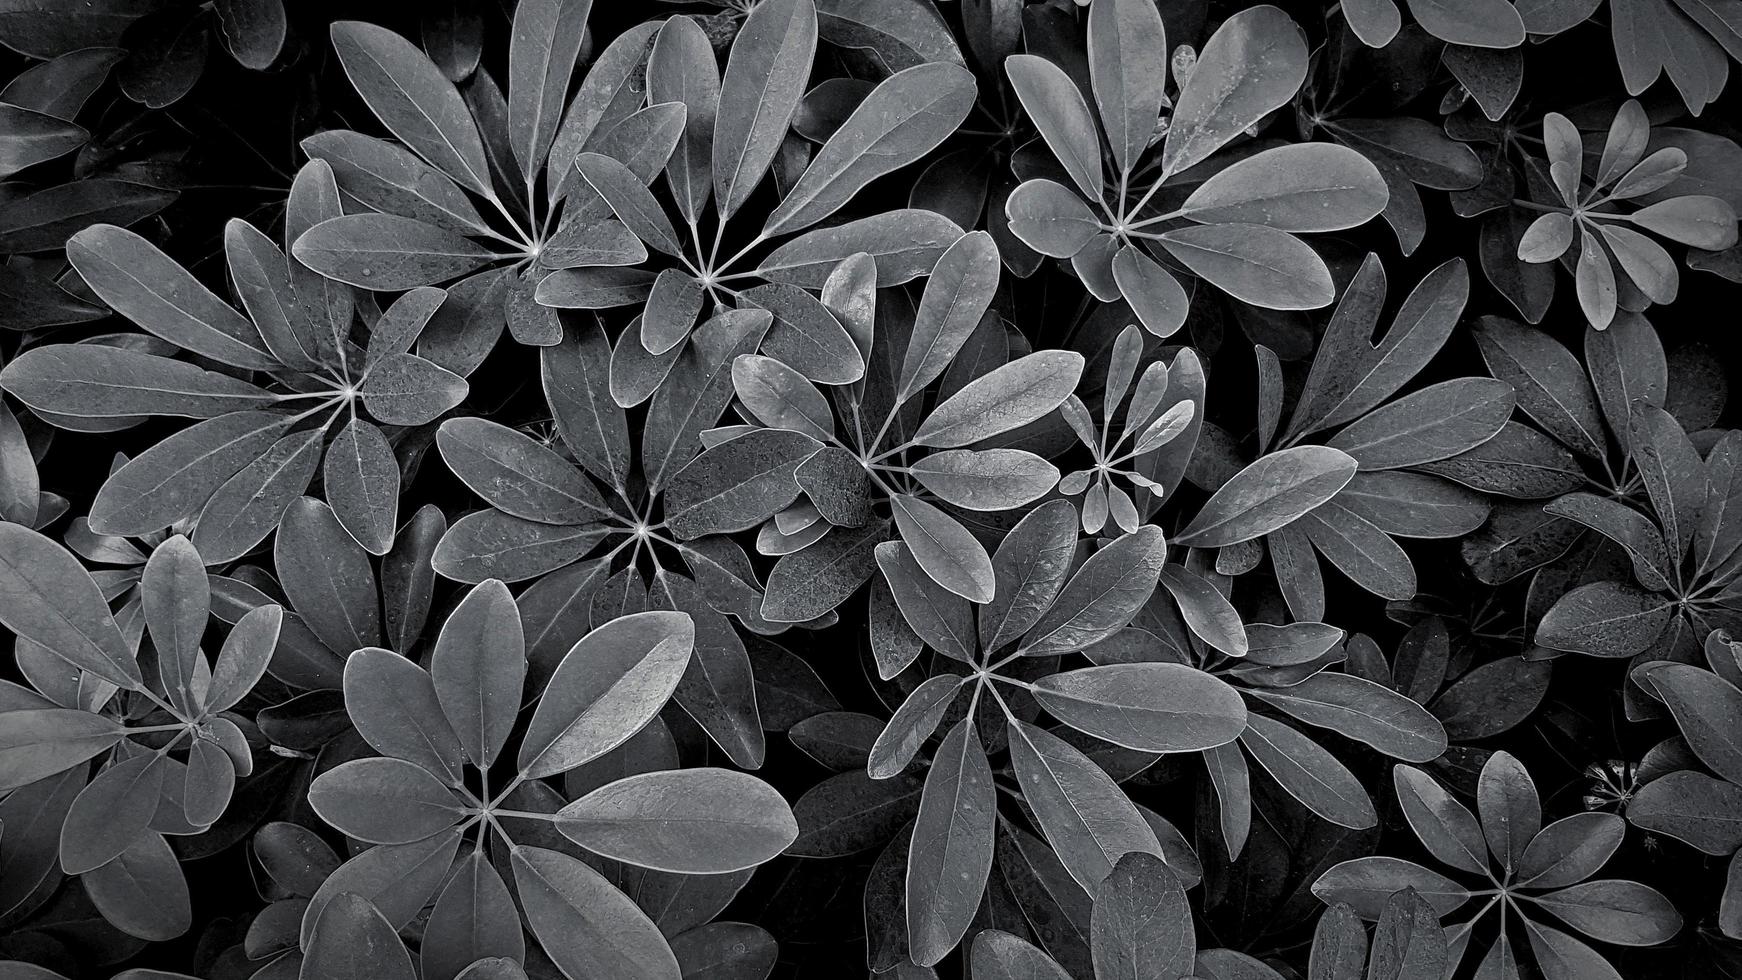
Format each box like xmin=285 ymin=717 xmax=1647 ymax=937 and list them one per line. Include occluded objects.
xmin=510 ymin=845 xmax=680 ymax=980
xmin=308 ymin=757 xmax=465 ymax=844
xmin=1531 ymin=879 xmax=1681 ymax=945
xmin=665 ymin=428 xmax=821 ymax=539
xmin=1368 ymin=888 xmax=1449 ymax=980
xmin=1544 ymin=493 xmax=1673 ymax=591
xmin=1176 ymin=446 xmax=1357 ymax=547
xmin=518 ymin=611 xmax=695 ymax=777
xmin=1472 ymin=316 xmax=1605 ymax=458
xmin=555 ymin=767 xmax=796 ymax=873
xmin=1477 ymin=750 xmax=1540 ymax=875
xmin=788 ymin=769 xmax=923 ymax=857
xmin=875 ymin=541 xmax=975 ymax=663
xmin=293 ymin=214 xmax=497 ymax=290
xmin=1111 ymin=244 xmax=1190 ymax=339
xmin=1159 ymin=223 xmax=1334 ymax=310
xmin=302 ymin=130 xmax=490 ymax=236
xmin=816 ymin=0 xmax=962 ymax=72
xmin=1033 ymin=663 xmax=1247 ymax=752
xmin=1005 ymin=53 xmax=1102 ymax=201
xmin=82 ymin=832 xmax=191 ymax=942
xmin=758 ymin=208 xmax=964 ymax=288
xmin=733 ymin=355 xmax=835 ymax=441
xmin=192 ymin=428 xmax=324 ymax=564
xmin=330 ymin=20 xmax=494 ymax=196
xmin=906 ymin=718 xmax=996 ymax=965
xmin=714 ymin=0 xmax=817 ymax=219
xmin=766 ymin=61 xmax=977 ymax=235
xmin=1 ymin=345 xmax=274 ymax=421
xmin=0 ymin=524 xmax=140 ymax=690
xmin=0 ymin=102 xmax=86 ymax=177
xmin=648 ymin=15 xmax=720 ymax=223
xmin=912 ymin=350 xmax=1084 ymax=448
xmin=1159 ymin=563 xmax=1248 ymax=656
xmin=1160 ymin=6 xmax=1307 ymax=177
xmin=1517 ymin=813 xmax=1625 ymax=890
xmin=324 ymin=418 xmax=399 ymax=556
xmin=422 ymin=852 xmax=525 ymax=980
xmin=66 ymin=225 xmax=275 ymax=371
xmin=60 ymin=753 xmax=163 ymax=874
xmin=1627 ymin=770 xmax=1742 ymax=855
xmin=275 ymin=497 xmax=383 ymax=654
xmin=1181 ymin=143 xmax=1388 ymax=232
xmin=576 ymin=150 xmax=685 ymax=258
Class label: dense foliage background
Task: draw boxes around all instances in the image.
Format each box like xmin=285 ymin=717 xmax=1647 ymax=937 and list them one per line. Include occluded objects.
xmin=3 ymin=0 xmax=1741 ymax=978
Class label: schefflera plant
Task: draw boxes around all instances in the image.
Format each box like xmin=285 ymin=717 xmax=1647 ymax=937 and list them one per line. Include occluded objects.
xmin=0 ymin=526 xmax=283 ymax=942
xmin=0 ymin=166 xmax=468 ymax=562
xmin=860 ymin=503 xmax=1248 ymax=966
xmin=1314 ymin=754 xmax=1682 ymax=980
xmin=1003 ymin=0 xmax=1388 ymax=332
xmin=1515 ymin=100 xmax=1739 ymax=330
xmin=556 ymin=0 xmax=980 ymax=389
xmin=731 ymin=241 xmax=1086 ymax=625
xmin=304 ymin=583 xmax=798 ymax=980
xmin=295 ymin=0 xmax=974 ymax=380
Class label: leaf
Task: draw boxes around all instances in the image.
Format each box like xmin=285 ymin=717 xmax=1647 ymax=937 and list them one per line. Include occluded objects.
xmin=1367 ymin=888 xmax=1449 ymax=980
xmin=666 ymin=428 xmax=821 ymax=539
xmin=0 ymin=102 xmax=86 ymax=177
xmin=432 ymin=580 xmax=525 ymax=770
xmin=1628 ymin=770 xmax=1742 ymax=855
xmin=1325 ymin=378 xmax=1514 ymax=470
xmin=766 ymin=62 xmax=976 ymax=235
xmin=972 ymin=930 xmax=1072 ymax=980
xmin=66 ymin=225 xmax=275 ymax=371
xmin=1182 ymin=143 xmax=1388 ymax=231
xmin=555 ymin=767 xmax=796 ymax=873
xmin=192 ymin=428 xmax=324 ymax=565
xmin=733 ymin=354 xmax=834 ymax=441
xmin=518 ymin=611 xmax=695 ymax=777
xmin=898 ymin=231 xmax=1001 ymax=402
xmin=1161 ymin=6 xmax=1308 ymax=177
xmin=1310 ymin=904 xmax=1368 ymax=980
xmin=1090 ymin=851 xmax=1195 ymax=980
xmin=1628 ymin=403 xmax=1704 ymax=561
xmin=1019 ymin=525 xmax=1166 ymax=657
xmin=908 ymin=449 xmax=1059 ymax=512
xmin=913 ymin=351 xmax=1084 ymax=448
xmin=906 ymin=719 xmax=996 ymax=965
xmin=891 ymin=494 xmax=995 ymax=602
xmin=648 ymin=15 xmax=719 ymax=223
xmin=1407 ymin=0 xmax=1526 ymax=47
xmin=1544 ymin=494 xmax=1673 ymax=591
xmin=1159 ymin=564 xmax=1247 ymax=656
xmin=82 ymin=832 xmax=191 ymax=942
xmin=817 ymin=0 xmax=962 ymax=72
xmin=1088 ymin=0 xmax=1168 ymax=174
xmin=981 ymin=499 xmax=1079 ymax=653
xmin=422 ymin=852 xmax=525 ymax=980
xmin=1159 ymin=223 xmax=1334 ymax=310
xmin=507 ymin=0 xmax=592 ymax=178
xmin=1176 ymin=446 xmax=1357 ymax=547
xmin=58 ymin=753 xmax=162 ymax=874
xmin=1517 ymin=813 xmax=1625 ymax=890
xmin=1532 ymin=880 xmax=1681 ymax=945
xmin=761 ymin=522 xmax=884 ymax=623
xmin=324 ymin=418 xmax=399 ymax=556
xmin=343 ymin=648 xmax=466 ymax=785
xmin=1477 ymin=750 xmax=1540 ymax=876
xmin=1472 ymin=317 xmax=1605 ymax=458
xmin=1310 ymin=856 xmax=1471 ymax=918
xmin=1006 ymin=179 xmax=1102 ymax=258
xmin=1239 ymin=714 xmax=1378 ymax=829
xmin=302 ymin=130 xmax=489 ymax=236
xmin=1536 ymin=581 xmax=1674 ymax=658
xmin=511 ymin=845 xmax=680 ymax=980
xmin=714 ymin=0 xmax=817 ymax=219
xmin=308 ymin=757 xmax=464 ymax=844
xmin=1392 ymin=765 xmax=1488 ymax=875
xmin=875 ymin=542 xmax=975 ymax=662
xmin=1005 ymin=54 xmax=1102 ymax=201
xmin=1250 ymin=674 xmax=1448 ymax=763
xmin=141 ymin=535 xmax=205 ymax=712
xmin=576 ymin=150 xmax=684 ymax=258
xmin=1007 ymin=720 xmax=1162 ymax=892
xmin=788 ymin=769 xmax=923 ymax=856
xmin=1638 ymin=662 xmax=1742 ymax=784
xmin=868 ymin=674 xmax=964 ymax=778
xmin=0 ymin=524 xmax=140 ymax=690
xmin=1629 ymin=196 xmax=1740 ymax=250
xmin=275 ymin=497 xmax=382 ymax=654
xmin=438 ymin=416 xmax=612 ymax=524
xmin=758 ymin=209 xmax=964 ymax=287
xmin=330 ymin=20 xmax=494 ymax=195
xmin=293 ymin=214 xmax=497 ymax=290
xmin=1033 ymin=663 xmax=1247 ymax=752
